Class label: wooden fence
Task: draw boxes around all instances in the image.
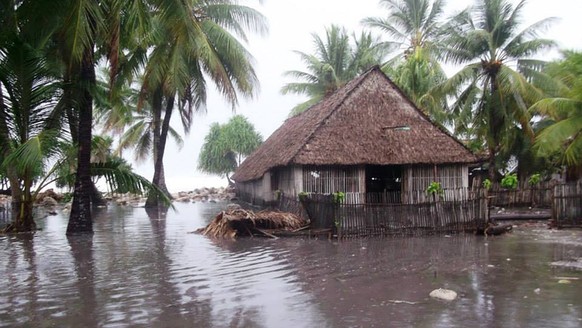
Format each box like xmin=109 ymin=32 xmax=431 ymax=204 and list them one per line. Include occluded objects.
xmin=486 ymin=181 xmax=554 ymax=208
xmin=290 ymin=192 xmax=488 ymax=238
xmin=553 ymin=182 xmax=582 ymax=228
xmin=266 ymin=182 xmax=581 ymax=236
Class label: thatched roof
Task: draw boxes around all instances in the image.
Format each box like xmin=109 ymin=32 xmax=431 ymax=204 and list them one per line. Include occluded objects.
xmin=233 ymin=66 xmax=478 ymax=182
xmin=196 ymin=209 xmax=308 ymax=239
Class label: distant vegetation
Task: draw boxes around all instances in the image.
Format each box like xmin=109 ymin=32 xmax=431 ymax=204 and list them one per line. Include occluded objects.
xmin=198 ymin=115 xmax=263 ymax=185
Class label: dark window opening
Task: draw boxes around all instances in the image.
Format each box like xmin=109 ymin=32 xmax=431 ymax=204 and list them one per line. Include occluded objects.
xmin=366 ymin=165 xmax=402 ymax=203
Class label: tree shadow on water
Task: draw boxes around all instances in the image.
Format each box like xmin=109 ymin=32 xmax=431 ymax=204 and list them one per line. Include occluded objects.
xmin=145 ymin=205 xmax=213 ymax=327
xmin=67 ymin=233 xmax=99 ymax=327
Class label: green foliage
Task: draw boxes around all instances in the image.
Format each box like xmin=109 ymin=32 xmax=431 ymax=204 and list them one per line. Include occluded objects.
xmin=54 ymin=135 xmax=167 ymax=202
xmin=61 ymin=192 xmax=73 ymax=203
xmin=282 ymin=25 xmax=387 ymax=116
xmin=426 ymin=181 xmax=443 ymax=195
xmin=198 ymin=115 xmax=262 ymax=180
xmin=528 ymin=173 xmax=541 ymax=186
xmin=332 ymin=191 xmax=345 ymax=204
xmin=501 ymin=173 xmax=518 ymax=190
xmin=298 ymin=191 xmax=309 ymax=201
xmin=482 ymin=178 xmax=492 ymax=190
xmin=534 ymin=51 xmax=582 ymax=168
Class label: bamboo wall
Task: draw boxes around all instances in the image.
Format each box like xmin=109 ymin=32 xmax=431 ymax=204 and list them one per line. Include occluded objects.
xmin=301 ymin=165 xmax=362 ymax=194
xmin=403 ymin=165 xmax=468 ymax=203
xmin=236 ymin=174 xmax=272 ymax=205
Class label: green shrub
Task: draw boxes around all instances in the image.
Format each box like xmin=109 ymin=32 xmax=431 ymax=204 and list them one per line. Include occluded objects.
xmin=501 ymin=173 xmax=518 ymax=189
xmin=528 ymin=173 xmax=541 ymax=186
xmin=426 ymin=181 xmax=443 ymax=196
xmin=482 ymin=178 xmax=492 ymax=190
xmin=332 ymin=191 xmax=345 ymax=204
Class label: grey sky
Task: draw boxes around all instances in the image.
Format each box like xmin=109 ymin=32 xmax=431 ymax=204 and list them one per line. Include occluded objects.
xmin=130 ymin=0 xmax=582 ymax=192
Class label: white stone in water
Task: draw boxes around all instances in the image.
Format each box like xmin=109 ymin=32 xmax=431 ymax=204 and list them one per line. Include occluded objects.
xmin=429 ymin=288 xmax=458 ymax=301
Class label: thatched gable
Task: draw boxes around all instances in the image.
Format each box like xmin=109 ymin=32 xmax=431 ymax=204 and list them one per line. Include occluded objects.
xmin=233 ymin=66 xmax=477 ymax=182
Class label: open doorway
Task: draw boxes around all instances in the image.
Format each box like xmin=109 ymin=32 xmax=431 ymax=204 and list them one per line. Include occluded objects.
xmin=366 ymin=165 xmax=402 ymax=203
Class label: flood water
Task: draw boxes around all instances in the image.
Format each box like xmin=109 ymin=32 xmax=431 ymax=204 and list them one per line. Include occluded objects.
xmin=1 ymin=202 xmax=581 ymax=328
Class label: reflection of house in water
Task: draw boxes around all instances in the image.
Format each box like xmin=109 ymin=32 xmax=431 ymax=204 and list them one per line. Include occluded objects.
xmin=233 ymin=66 xmax=478 ymax=205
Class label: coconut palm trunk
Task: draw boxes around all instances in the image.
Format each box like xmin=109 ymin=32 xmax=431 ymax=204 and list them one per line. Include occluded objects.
xmin=145 ymin=92 xmax=174 ymax=208
xmin=67 ymin=47 xmax=95 ymax=235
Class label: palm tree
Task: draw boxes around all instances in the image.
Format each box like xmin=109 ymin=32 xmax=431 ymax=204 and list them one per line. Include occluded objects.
xmin=362 ymin=0 xmax=448 ymax=121
xmin=533 ymin=51 xmax=582 ymax=180
xmin=281 ymin=25 xmax=386 ymax=116
xmin=440 ymin=0 xmax=555 ymax=180
xmin=138 ymin=0 xmax=267 ymax=208
xmin=0 ymin=2 xmax=63 ymax=232
xmin=40 ymin=0 xmax=155 ymax=233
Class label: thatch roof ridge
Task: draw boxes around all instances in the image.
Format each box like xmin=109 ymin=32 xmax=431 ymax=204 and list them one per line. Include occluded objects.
xmin=373 ymin=67 xmax=476 ymax=156
xmin=286 ymin=66 xmax=378 ymax=164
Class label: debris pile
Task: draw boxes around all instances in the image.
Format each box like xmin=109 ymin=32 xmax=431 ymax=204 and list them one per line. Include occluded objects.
xmin=197 ymin=209 xmax=308 ymax=239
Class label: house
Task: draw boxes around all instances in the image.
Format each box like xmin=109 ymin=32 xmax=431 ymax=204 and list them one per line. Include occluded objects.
xmin=232 ymin=66 xmax=478 ymax=205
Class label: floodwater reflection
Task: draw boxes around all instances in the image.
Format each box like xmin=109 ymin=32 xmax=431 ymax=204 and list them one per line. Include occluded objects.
xmin=0 ymin=202 xmax=581 ymax=327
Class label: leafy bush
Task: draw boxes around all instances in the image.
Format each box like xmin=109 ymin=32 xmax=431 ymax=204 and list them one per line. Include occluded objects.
xmin=332 ymin=191 xmax=345 ymax=204
xmin=482 ymin=178 xmax=492 ymax=190
xmin=426 ymin=181 xmax=443 ymax=196
xmin=501 ymin=173 xmax=518 ymax=189
xmin=528 ymin=173 xmax=541 ymax=186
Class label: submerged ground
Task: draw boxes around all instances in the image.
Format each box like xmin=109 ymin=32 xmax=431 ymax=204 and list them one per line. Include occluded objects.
xmin=0 ymin=202 xmax=581 ymax=327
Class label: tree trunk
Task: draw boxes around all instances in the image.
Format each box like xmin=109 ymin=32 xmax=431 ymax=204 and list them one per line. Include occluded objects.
xmin=487 ymin=74 xmax=503 ymax=182
xmin=145 ymin=95 xmax=174 ymax=208
xmin=488 ymin=145 xmax=497 ymax=182
xmin=6 ymin=179 xmax=36 ymax=233
xmin=67 ymin=46 xmax=95 ymax=235
xmin=64 ymin=70 xmax=79 ymax=144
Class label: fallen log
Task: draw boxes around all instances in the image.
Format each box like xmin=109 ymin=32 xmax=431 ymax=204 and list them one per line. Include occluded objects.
xmin=490 ymin=213 xmax=551 ymax=221
xmin=485 ymin=223 xmax=513 ymax=236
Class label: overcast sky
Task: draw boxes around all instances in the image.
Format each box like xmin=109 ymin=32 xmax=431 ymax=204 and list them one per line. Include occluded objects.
xmin=129 ymin=0 xmax=582 ymax=192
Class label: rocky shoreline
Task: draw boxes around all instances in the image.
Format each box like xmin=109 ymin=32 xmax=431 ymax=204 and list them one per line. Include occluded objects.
xmin=0 ymin=186 xmax=237 ymax=215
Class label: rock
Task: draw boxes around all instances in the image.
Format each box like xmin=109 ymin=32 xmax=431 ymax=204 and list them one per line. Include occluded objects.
xmin=42 ymin=196 xmax=58 ymax=207
xmin=226 ymin=203 xmax=242 ymax=211
xmin=36 ymin=189 xmax=63 ymax=203
xmin=429 ymin=288 xmax=458 ymax=301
